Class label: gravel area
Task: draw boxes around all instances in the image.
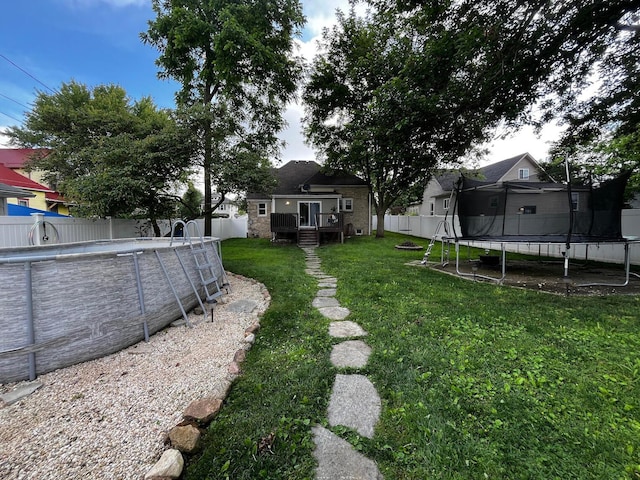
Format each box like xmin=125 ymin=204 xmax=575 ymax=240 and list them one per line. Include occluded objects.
xmin=0 ymin=272 xmax=269 ymax=480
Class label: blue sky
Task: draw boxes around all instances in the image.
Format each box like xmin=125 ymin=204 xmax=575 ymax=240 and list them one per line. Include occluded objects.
xmin=0 ymin=0 xmax=557 ymax=163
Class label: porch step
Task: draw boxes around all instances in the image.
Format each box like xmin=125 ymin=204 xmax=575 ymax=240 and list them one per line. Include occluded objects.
xmin=298 ymin=230 xmax=319 ymax=247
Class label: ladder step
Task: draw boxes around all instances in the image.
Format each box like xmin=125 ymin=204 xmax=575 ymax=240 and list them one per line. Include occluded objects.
xmin=202 ymin=277 xmax=219 ymax=287
xmin=197 ymin=263 xmax=214 ymax=270
xmin=191 ymin=248 xmax=207 ymax=254
xmin=206 ymin=291 xmax=223 ymax=303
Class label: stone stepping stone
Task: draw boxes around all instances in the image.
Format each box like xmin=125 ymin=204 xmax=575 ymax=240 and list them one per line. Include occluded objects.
xmin=329 ymin=320 xmax=366 ymax=337
xmin=225 ymin=299 xmax=258 ymax=313
xmin=0 ymin=381 xmax=43 ymax=406
xmin=330 ymin=340 xmax=372 ymax=368
xmin=318 ymin=306 xmax=351 ymax=320
xmin=312 ymin=425 xmax=383 ymax=480
xmin=316 ymin=288 xmax=337 ymax=297
xmin=327 ymin=374 xmax=381 ymax=438
xmin=318 ymin=281 xmax=337 ymax=288
xmin=313 ymin=297 xmax=340 ymax=308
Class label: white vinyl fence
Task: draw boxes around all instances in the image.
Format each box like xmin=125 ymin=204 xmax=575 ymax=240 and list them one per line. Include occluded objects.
xmin=0 ymin=214 xmax=248 ymax=248
xmin=376 ymin=210 xmax=640 ymax=266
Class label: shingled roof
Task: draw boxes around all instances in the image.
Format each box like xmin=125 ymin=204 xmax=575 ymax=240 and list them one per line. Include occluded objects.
xmin=249 ymin=160 xmax=367 ymax=198
xmin=435 ymin=153 xmax=536 ymax=189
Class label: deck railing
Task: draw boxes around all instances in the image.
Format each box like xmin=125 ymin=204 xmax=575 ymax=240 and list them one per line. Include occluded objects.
xmin=270 ymin=213 xmax=299 ymax=233
xmin=316 ymin=212 xmax=344 ymax=232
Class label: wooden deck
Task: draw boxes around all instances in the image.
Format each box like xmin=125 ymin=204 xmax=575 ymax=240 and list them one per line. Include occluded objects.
xmin=270 ymin=213 xmax=345 ymax=244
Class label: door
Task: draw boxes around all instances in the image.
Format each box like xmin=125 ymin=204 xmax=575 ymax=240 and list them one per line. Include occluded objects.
xmin=298 ymin=201 xmax=321 ymax=228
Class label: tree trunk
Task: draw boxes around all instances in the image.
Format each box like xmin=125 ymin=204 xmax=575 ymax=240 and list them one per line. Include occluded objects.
xmin=376 ymin=209 xmax=385 ymax=238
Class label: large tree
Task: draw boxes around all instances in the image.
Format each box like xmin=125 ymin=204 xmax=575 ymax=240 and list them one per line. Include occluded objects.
xmin=142 ymin=0 xmax=304 ymax=236
xmin=304 ymin=1 xmax=640 ymax=237
xmin=7 ymin=81 xmax=195 ymax=235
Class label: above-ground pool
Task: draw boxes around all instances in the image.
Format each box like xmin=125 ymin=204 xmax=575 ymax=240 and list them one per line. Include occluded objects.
xmin=0 ymin=237 xmax=225 ymax=383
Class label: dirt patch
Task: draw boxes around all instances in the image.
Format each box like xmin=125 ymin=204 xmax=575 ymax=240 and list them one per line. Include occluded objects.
xmin=409 ymin=258 xmax=640 ymax=296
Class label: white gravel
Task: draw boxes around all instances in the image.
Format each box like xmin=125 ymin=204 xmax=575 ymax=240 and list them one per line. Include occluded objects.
xmin=0 ymin=273 xmax=269 ymax=480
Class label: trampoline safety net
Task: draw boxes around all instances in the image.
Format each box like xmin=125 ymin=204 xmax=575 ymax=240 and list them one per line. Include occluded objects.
xmin=455 ymin=172 xmax=630 ymax=243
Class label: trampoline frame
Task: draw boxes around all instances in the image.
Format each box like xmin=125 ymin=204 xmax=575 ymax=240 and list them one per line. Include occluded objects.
xmin=448 ymin=237 xmax=639 ymax=287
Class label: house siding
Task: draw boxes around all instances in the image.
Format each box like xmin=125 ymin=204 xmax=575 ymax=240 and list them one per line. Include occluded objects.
xmin=337 ymin=186 xmax=369 ymax=234
xmin=247 ymin=199 xmax=272 ymax=238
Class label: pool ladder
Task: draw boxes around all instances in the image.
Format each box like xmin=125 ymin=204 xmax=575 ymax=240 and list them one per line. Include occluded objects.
xmin=171 ymin=220 xmax=230 ymax=303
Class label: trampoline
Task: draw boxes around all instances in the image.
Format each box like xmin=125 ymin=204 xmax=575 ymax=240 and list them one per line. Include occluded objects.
xmin=424 ymin=171 xmax=638 ymax=287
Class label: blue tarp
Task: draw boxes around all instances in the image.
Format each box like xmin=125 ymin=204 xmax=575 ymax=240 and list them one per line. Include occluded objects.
xmin=7 ymin=204 xmax=68 ymax=217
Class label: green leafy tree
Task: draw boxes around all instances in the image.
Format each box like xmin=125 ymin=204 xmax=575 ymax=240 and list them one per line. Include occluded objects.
xmin=304 ymin=1 xmax=639 ymax=237
xmin=143 ymin=0 xmax=304 ymax=236
xmin=178 ymin=181 xmax=203 ymax=220
xmin=7 ymin=81 xmax=195 ymax=235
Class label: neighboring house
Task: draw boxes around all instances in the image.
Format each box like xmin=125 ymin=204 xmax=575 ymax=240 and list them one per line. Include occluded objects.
xmin=203 ymin=197 xmax=240 ymax=218
xmin=0 ymin=148 xmax=70 ymax=216
xmin=246 ymin=160 xmax=371 ymax=245
xmin=0 ymin=182 xmax=35 ymax=216
xmin=416 ymin=153 xmax=546 ymax=216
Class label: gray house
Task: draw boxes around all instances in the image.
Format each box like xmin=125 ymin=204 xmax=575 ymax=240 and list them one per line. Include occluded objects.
xmin=413 ymin=153 xmax=547 ymax=216
xmin=246 ymin=160 xmax=371 ymax=245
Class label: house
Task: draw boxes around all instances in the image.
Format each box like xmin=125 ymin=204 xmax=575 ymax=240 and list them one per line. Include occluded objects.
xmin=0 ymin=182 xmax=35 ymax=216
xmin=0 ymin=148 xmax=70 ymax=216
xmin=246 ymin=160 xmax=371 ymax=245
xmin=416 ymin=153 xmax=546 ymax=216
xmin=203 ymin=197 xmax=240 ymax=218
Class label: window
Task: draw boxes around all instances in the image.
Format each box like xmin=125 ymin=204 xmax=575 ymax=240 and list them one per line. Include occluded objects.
xmin=341 ymin=198 xmax=353 ymax=212
xmin=218 ymin=203 xmax=226 ymax=211
xmin=522 ymin=205 xmax=536 ymax=214
xmin=518 ymin=168 xmax=530 ymax=180
xmin=443 ymin=198 xmax=450 ymax=211
xmin=257 ymin=202 xmax=267 ymax=217
xmin=571 ymin=192 xmax=579 ymax=211
xmin=489 ymin=196 xmax=499 ymax=208
xmin=18 ymin=199 xmax=29 ymax=207
xmin=429 ymin=202 xmax=435 ymax=216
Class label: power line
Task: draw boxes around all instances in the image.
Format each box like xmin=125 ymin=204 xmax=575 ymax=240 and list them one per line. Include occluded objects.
xmin=0 ymin=110 xmax=22 ymax=123
xmin=0 ymin=53 xmax=56 ymax=94
xmin=0 ymin=92 xmax=29 ymax=110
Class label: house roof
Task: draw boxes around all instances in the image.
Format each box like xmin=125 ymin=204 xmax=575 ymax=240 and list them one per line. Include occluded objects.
xmin=436 ymin=153 xmax=538 ymax=190
xmin=0 ymin=163 xmax=53 ymax=193
xmin=481 ymin=153 xmax=532 ymax=182
xmin=0 ymin=148 xmax=50 ymax=169
xmin=249 ymin=160 xmax=367 ymax=198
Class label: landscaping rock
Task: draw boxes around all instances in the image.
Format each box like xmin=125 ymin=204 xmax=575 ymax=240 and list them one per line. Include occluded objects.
xmin=168 ymin=425 xmax=201 ymax=453
xmin=233 ymin=349 xmax=246 ymax=363
xmin=183 ymin=397 xmax=222 ymax=425
xmin=144 ymin=449 xmax=184 ymax=479
xmin=228 ymin=361 xmax=242 ymax=375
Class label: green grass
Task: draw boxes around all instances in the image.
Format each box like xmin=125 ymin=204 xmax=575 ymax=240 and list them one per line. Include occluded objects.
xmin=185 ymin=234 xmax=640 ymax=479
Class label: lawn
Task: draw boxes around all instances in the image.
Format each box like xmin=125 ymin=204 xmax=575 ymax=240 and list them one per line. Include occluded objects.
xmin=185 ymin=233 xmax=640 ymax=479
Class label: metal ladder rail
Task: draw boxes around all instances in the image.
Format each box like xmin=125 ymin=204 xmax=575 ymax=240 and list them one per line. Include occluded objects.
xmin=174 ymin=248 xmax=210 ymax=322
xmin=154 ymin=249 xmax=192 ymax=327
xmin=183 ymin=220 xmax=224 ymax=304
xmin=421 ymin=220 xmax=451 ymax=265
xmin=207 ymin=239 xmax=231 ymax=293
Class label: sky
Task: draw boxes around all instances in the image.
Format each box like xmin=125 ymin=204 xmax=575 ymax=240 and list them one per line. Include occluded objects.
xmin=0 ymin=0 xmax=560 ymax=167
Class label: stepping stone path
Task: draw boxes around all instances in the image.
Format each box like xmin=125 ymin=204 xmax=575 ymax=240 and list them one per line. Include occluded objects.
xmin=302 ymin=247 xmax=383 ymax=480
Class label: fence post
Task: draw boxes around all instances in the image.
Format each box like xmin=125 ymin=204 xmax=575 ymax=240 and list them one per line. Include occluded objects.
xmin=31 ymin=213 xmax=44 ymax=246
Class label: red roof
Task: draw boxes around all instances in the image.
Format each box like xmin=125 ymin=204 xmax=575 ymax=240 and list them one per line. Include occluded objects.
xmin=0 ymin=148 xmax=51 ymax=169
xmin=0 ymin=163 xmax=52 ymax=192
